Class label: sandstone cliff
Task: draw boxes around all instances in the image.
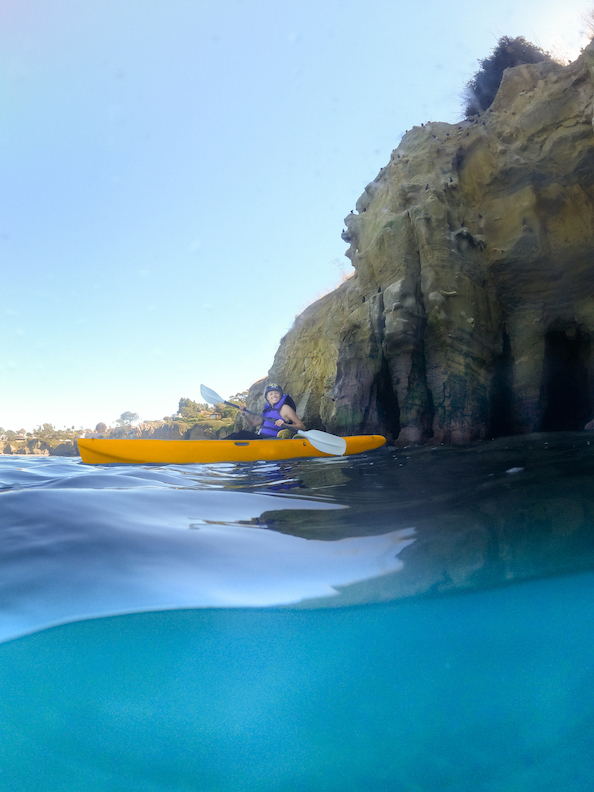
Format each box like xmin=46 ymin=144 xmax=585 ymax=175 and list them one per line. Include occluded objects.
xmin=109 ymin=421 xmax=222 ymax=441
xmin=258 ymin=45 xmax=594 ymax=444
xmin=1 ymin=439 xmax=78 ymax=456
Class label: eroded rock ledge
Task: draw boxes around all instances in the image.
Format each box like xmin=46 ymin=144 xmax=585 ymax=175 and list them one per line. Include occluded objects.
xmin=253 ymin=45 xmax=594 ymax=444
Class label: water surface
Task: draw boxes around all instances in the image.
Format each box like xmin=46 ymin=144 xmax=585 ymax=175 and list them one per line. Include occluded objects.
xmin=1 ymin=433 xmax=593 ymax=790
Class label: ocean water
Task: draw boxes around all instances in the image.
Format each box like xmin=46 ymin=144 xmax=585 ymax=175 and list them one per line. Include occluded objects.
xmin=1 ymin=432 xmax=594 ymax=791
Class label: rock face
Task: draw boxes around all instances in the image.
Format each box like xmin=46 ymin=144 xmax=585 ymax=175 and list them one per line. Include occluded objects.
xmin=260 ymin=46 xmax=594 ymax=444
xmin=1 ymin=439 xmax=77 ymax=456
xmin=108 ymin=422 xmax=189 ymax=440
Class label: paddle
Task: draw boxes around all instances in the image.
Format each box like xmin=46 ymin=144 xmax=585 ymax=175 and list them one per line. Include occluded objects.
xmin=199 ymin=384 xmax=347 ymax=456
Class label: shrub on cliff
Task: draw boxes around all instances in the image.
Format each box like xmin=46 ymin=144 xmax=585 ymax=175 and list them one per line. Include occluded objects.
xmin=178 ymin=397 xmax=208 ymax=421
xmin=583 ymin=9 xmax=594 ymax=40
xmin=116 ymin=411 xmax=140 ymax=427
xmin=463 ymin=36 xmax=552 ymax=117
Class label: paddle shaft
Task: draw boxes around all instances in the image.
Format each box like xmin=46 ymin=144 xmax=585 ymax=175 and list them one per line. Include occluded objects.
xmin=232 ymin=402 xmax=346 ymax=454
xmin=199 ymin=384 xmax=347 ymax=455
xmin=201 ymin=387 xmax=291 ymax=427
xmin=223 ymin=400 xmax=292 ymax=428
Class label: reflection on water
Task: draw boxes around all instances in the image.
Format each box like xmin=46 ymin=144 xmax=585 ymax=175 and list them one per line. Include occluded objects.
xmin=1 ymin=432 xmax=594 ymax=790
xmin=0 ymin=482 xmax=417 ymax=641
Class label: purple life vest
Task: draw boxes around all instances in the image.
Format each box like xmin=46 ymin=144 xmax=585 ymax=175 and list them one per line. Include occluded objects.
xmin=260 ymin=394 xmax=290 ymax=437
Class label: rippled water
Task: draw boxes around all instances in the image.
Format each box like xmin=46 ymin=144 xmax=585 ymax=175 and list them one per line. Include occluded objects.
xmin=1 ymin=433 xmax=594 ymax=790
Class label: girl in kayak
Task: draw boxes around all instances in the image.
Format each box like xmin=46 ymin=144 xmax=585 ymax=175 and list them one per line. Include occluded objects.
xmin=225 ymin=384 xmax=306 ymax=440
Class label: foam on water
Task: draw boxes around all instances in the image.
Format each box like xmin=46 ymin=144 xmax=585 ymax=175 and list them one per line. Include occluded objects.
xmin=1 ymin=434 xmax=594 ymax=790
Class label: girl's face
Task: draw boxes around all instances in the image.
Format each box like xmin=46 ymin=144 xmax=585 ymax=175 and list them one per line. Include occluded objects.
xmin=266 ymin=390 xmax=282 ymax=406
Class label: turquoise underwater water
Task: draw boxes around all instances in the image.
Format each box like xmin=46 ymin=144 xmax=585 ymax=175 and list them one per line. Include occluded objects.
xmin=1 ymin=433 xmax=594 ymax=791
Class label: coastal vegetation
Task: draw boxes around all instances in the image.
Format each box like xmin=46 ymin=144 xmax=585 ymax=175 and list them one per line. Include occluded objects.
xmin=115 ymin=411 xmax=140 ymax=427
xmin=0 ymin=391 xmax=250 ymax=455
xmin=463 ymin=36 xmax=554 ymax=117
xmin=177 ymin=392 xmax=248 ymax=422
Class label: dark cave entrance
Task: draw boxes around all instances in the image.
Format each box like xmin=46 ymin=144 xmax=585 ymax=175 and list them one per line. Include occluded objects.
xmin=489 ymin=328 xmax=515 ymax=438
xmin=374 ymin=357 xmax=401 ymax=441
xmin=539 ymin=325 xmax=591 ymax=431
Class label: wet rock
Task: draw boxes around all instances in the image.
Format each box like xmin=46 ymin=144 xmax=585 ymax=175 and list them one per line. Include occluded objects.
xmin=49 ymin=442 xmax=78 ymax=457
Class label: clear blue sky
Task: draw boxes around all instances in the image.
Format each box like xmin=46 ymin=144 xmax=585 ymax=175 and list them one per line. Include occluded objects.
xmin=1 ymin=0 xmax=589 ymax=430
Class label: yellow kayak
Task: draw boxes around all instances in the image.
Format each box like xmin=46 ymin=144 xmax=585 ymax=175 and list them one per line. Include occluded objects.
xmin=78 ymin=435 xmax=386 ymax=465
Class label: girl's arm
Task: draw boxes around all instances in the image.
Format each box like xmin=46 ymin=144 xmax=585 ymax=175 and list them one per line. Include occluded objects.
xmin=238 ymin=406 xmax=263 ymax=428
xmin=279 ymin=404 xmax=306 ymax=431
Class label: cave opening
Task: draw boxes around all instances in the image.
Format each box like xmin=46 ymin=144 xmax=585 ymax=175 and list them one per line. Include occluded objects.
xmin=374 ymin=357 xmax=401 ymax=441
xmin=489 ymin=328 xmax=515 ymax=438
xmin=539 ymin=324 xmax=591 ymax=431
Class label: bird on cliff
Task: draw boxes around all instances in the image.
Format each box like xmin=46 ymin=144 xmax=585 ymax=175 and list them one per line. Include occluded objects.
xmin=425 ymin=184 xmax=429 ymax=190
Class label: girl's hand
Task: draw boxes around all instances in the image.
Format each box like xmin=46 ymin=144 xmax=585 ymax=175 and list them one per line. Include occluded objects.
xmin=275 ymin=419 xmax=284 ymax=427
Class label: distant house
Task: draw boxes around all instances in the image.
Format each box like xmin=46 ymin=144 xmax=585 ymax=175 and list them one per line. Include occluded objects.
xmin=208 ymin=413 xmax=222 ymax=420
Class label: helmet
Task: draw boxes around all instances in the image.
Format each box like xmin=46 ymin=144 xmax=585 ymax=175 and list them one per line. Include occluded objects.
xmin=264 ymin=383 xmax=284 ymax=397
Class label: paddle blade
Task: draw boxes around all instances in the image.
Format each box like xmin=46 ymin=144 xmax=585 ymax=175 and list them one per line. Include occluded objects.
xmin=200 ymin=384 xmax=224 ymax=406
xmin=296 ymin=430 xmax=347 ymax=457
